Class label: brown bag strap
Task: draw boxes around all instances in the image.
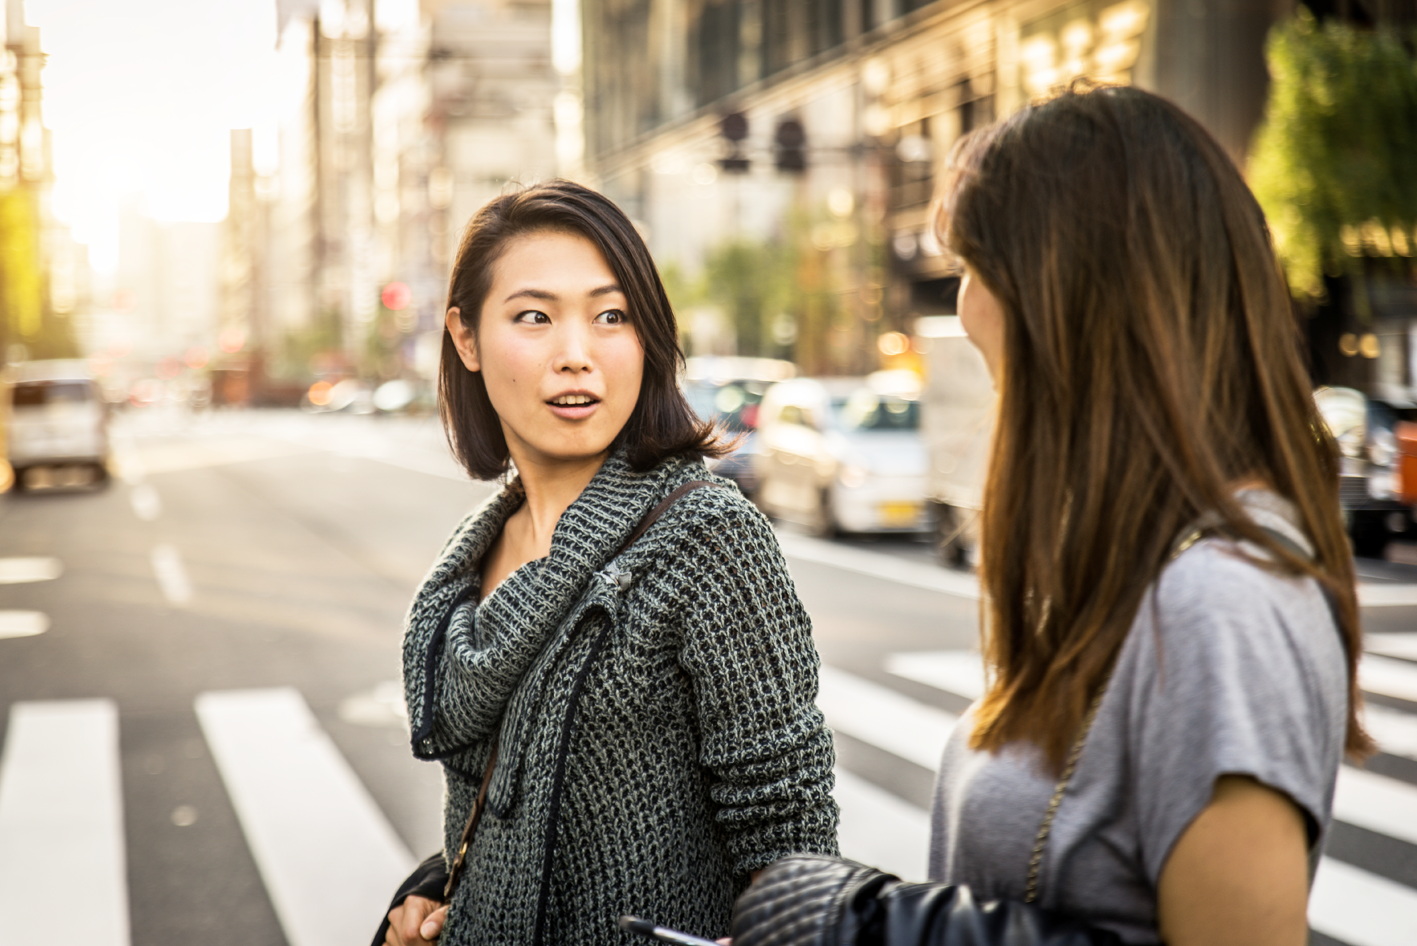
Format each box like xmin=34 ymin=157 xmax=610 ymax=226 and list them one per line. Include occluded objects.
xmin=440 ymin=478 xmax=724 ymax=901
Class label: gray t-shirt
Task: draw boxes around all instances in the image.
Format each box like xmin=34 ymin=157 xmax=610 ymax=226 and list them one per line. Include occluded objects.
xmin=927 ymin=494 xmax=1349 ymax=944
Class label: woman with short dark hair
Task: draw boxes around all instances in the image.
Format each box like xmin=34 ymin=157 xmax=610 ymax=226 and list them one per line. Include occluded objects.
xmin=379 ymin=180 xmax=838 ymax=946
xmin=733 ymin=84 xmax=1368 ymax=946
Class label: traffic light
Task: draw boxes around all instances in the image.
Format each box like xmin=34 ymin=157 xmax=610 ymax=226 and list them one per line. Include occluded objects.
xmin=719 ymin=111 xmax=750 ymax=173
xmin=774 ymin=118 xmax=807 ymax=173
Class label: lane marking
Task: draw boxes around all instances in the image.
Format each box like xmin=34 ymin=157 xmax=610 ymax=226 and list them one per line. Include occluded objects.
xmin=1361 ymin=655 xmax=1417 ymax=705
xmin=1334 ymin=765 xmax=1417 ymax=848
xmin=1357 ymin=583 xmax=1417 ymax=608
xmin=150 ymin=544 xmax=192 ymax=605
xmin=818 ymin=665 xmax=957 ymax=771
xmin=195 ymin=688 xmax=415 ymax=946
xmin=1363 ymin=704 xmax=1417 ymax=761
xmin=776 ymin=532 xmax=981 ymax=599
xmin=0 ymin=611 xmax=49 ymax=639
xmin=1367 ymin=633 xmax=1417 ymax=661
xmin=0 ymin=700 xmax=129 ymax=945
xmin=0 ymin=556 xmax=63 ymax=584
xmin=129 ymin=484 xmax=161 ymax=521
xmin=887 ymin=651 xmax=986 ymax=701
xmin=1310 ymin=858 xmax=1417 ymax=946
xmin=834 ymin=767 xmax=930 ymax=883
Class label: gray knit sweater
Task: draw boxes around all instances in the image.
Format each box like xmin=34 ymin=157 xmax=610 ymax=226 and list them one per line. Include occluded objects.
xmin=402 ymin=450 xmax=839 ymax=946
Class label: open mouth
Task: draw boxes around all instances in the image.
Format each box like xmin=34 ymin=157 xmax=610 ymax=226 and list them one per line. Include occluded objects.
xmin=547 ymin=394 xmax=600 ymax=407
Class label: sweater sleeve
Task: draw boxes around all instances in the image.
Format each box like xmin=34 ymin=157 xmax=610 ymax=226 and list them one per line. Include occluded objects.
xmin=675 ymin=501 xmax=841 ymax=874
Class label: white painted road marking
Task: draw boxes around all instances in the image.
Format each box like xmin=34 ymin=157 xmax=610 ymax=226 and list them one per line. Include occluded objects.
xmin=776 ymin=531 xmax=982 ymax=599
xmin=833 ymin=767 xmax=930 ymax=882
xmin=129 ymin=483 xmax=161 ymax=521
xmin=1310 ymin=858 xmax=1417 ymax=946
xmin=1363 ymin=703 xmax=1417 ymax=760
xmin=1361 ymin=655 xmax=1417 ymax=704
xmin=1366 ymin=633 xmax=1417 ymax=661
xmin=195 ymin=688 xmax=416 ymax=946
xmin=817 ymin=665 xmax=957 ymax=771
xmin=887 ymin=651 xmax=986 ymax=701
xmin=0 ymin=700 xmax=129 ymax=945
xmin=0 ymin=556 xmax=63 ymax=584
xmin=0 ymin=611 xmax=49 ymax=639
xmin=1334 ymin=765 xmax=1417 ymax=848
xmin=150 ymin=544 xmax=192 ymax=605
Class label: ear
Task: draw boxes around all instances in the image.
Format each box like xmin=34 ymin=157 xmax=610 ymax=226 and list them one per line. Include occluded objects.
xmin=445 ymin=307 xmax=480 ymax=372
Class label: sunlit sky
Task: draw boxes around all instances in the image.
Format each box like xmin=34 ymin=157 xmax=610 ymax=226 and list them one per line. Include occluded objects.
xmin=25 ymin=0 xmax=579 ymax=275
xmin=26 ymin=0 xmax=285 ymax=271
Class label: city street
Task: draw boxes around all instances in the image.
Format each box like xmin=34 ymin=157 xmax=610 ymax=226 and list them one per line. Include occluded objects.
xmin=1 ymin=407 xmax=1415 ymax=946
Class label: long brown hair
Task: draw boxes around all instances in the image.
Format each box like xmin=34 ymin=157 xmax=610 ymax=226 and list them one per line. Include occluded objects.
xmin=936 ymin=84 xmax=1372 ymax=772
xmin=439 ymin=179 xmax=726 ymax=480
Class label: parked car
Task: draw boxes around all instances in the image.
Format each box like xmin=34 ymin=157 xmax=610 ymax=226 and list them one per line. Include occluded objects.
xmin=682 ymin=356 xmax=795 ymax=496
xmin=2 ymin=359 xmax=112 ymax=490
xmin=753 ymin=371 xmax=929 ymax=535
xmin=1314 ymin=385 xmax=1416 ymax=558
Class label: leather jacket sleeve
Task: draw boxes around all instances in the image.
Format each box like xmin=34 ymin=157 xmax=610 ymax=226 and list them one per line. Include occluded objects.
xmin=731 ymin=855 xmax=1122 ymax=946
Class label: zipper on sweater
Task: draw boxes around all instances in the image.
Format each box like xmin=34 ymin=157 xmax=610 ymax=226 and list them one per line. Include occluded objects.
xmin=530 ymin=607 xmax=614 ymax=946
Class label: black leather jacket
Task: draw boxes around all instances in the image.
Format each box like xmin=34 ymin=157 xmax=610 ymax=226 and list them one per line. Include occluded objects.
xmin=731 ymin=856 xmax=1122 ymax=946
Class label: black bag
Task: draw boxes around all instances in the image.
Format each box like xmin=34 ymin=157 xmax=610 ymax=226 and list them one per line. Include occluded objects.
xmin=731 ymin=855 xmax=1121 ymax=946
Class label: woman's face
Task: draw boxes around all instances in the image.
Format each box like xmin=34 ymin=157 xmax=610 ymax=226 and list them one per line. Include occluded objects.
xmin=958 ymin=266 xmax=1005 ymax=383
xmin=446 ymin=230 xmax=645 ymax=472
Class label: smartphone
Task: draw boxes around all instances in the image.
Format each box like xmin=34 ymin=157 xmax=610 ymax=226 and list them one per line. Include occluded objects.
xmin=618 ymin=914 xmax=722 ymax=946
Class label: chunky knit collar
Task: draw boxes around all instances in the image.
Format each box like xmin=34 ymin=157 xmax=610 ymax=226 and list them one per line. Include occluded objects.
xmin=403 ymin=448 xmax=706 ymax=808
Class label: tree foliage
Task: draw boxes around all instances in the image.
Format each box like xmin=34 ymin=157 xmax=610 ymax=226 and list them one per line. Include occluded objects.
xmin=0 ymin=187 xmax=44 ymax=357
xmin=1249 ymin=9 xmax=1417 ymax=302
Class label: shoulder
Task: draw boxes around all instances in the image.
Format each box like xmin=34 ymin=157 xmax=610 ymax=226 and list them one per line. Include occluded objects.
xmin=1134 ymin=536 xmax=1345 ymax=696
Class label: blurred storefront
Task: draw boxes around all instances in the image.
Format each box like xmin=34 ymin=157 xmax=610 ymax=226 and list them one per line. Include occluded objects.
xmin=580 ymin=0 xmax=1293 ymax=375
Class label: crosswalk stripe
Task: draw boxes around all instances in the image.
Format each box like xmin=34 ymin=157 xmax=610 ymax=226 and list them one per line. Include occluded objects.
xmin=886 ymin=651 xmax=985 ymax=701
xmin=1360 ymin=655 xmax=1417 ymax=704
xmin=0 ymin=556 xmax=63 ymax=583
xmin=0 ymin=700 xmax=129 ymax=945
xmin=0 ymin=610 xmax=48 ymax=639
xmin=195 ymin=688 xmax=416 ymax=946
xmin=150 ymin=544 xmax=193 ymax=606
xmin=818 ymin=665 xmax=957 ymax=771
xmin=1363 ymin=704 xmax=1417 ymax=760
xmin=1310 ymin=858 xmax=1417 ymax=946
xmin=1365 ymin=634 xmax=1417 ymax=661
xmin=1334 ymin=766 xmax=1417 ymax=848
xmin=833 ymin=767 xmax=930 ymax=882
xmin=129 ymin=483 xmax=161 ymax=521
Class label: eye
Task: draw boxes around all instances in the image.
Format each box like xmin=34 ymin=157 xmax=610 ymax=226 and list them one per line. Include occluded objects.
xmin=514 ymin=310 xmax=550 ymax=324
xmin=594 ymin=309 xmax=628 ymax=325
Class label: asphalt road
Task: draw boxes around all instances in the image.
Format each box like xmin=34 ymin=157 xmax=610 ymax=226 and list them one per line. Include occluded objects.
xmin=0 ymin=407 xmax=1414 ymax=946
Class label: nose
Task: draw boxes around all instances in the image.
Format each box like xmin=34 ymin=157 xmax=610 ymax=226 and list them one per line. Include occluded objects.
xmin=553 ymin=320 xmax=593 ymax=374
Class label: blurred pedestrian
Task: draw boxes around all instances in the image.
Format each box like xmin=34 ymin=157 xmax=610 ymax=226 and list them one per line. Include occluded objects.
xmin=732 ymin=83 xmax=1370 ymax=946
xmin=376 ymin=180 xmax=838 ymax=946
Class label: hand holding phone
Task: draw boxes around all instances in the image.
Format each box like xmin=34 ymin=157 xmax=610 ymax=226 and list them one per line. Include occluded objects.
xmin=618 ymin=914 xmax=723 ymax=946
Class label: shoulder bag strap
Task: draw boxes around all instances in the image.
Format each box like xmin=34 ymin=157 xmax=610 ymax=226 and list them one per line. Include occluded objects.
xmin=440 ymin=477 xmax=725 ymax=901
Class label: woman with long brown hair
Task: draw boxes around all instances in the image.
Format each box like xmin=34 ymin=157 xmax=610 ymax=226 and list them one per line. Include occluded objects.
xmin=732 ymin=83 xmax=1369 ymax=946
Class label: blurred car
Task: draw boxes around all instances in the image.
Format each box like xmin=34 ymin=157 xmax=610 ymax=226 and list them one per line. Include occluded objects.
xmin=753 ymin=371 xmax=929 ymax=535
xmin=682 ymin=356 xmax=795 ymax=496
xmin=2 ymin=359 xmax=111 ymax=490
xmin=1314 ymin=385 xmax=1416 ymax=558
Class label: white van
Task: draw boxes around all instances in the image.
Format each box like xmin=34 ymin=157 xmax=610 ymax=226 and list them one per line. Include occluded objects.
xmin=3 ymin=359 xmax=111 ymax=490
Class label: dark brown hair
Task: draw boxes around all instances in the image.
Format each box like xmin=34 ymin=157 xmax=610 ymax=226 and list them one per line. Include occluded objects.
xmin=438 ymin=180 xmax=725 ymax=479
xmin=936 ymin=84 xmax=1372 ymax=771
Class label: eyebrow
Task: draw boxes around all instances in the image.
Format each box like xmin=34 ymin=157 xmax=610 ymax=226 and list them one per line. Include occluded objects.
xmin=503 ymin=284 xmax=624 ymax=304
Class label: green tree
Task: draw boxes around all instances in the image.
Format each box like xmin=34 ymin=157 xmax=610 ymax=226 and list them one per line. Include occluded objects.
xmin=1249 ymin=10 xmax=1417 ymax=307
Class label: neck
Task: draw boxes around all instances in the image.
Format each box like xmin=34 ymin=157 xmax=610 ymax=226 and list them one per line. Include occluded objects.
xmin=511 ymin=449 xmax=610 ymax=546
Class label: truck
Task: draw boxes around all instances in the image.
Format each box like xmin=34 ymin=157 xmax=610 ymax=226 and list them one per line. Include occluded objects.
xmin=915 ymin=316 xmax=995 ymax=567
